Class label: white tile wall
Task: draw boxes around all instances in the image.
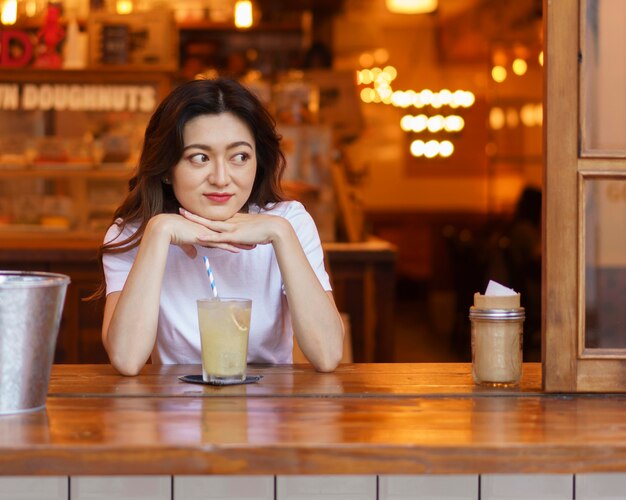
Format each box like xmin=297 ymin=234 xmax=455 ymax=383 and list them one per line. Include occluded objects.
xmin=379 ymin=475 xmax=478 ymax=500
xmin=0 ymin=476 xmax=68 ymax=500
xmin=276 ymin=475 xmax=376 ymax=500
xmin=4 ymin=473 xmax=626 ymax=499
xmin=174 ymin=475 xmax=274 ymax=500
xmin=70 ymin=476 xmax=171 ymax=500
xmin=481 ymin=474 xmax=573 ymax=500
xmin=576 ymin=473 xmax=626 ymax=499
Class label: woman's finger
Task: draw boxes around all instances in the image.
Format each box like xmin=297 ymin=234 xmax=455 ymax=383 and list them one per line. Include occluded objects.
xmin=180 ymin=208 xmax=234 ymax=233
xmin=197 ymin=241 xmax=241 ymax=253
xmin=179 ymin=207 xmax=210 ymax=225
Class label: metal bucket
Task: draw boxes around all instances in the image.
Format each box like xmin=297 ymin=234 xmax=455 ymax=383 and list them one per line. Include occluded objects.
xmin=0 ymin=271 xmax=70 ymax=415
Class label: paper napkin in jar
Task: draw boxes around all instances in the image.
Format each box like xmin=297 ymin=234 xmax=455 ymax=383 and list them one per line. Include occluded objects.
xmin=474 ymin=280 xmax=521 ymax=308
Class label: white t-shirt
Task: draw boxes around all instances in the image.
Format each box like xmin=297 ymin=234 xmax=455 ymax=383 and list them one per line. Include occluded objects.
xmin=102 ymin=201 xmax=331 ymax=365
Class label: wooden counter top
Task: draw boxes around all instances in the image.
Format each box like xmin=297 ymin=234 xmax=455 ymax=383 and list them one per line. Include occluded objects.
xmin=3 ymin=363 xmax=626 ymax=476
xmin=48 ymin=363 xmax=542 ymax=397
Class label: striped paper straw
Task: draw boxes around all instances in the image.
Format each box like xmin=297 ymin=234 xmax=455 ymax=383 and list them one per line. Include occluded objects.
xmin=203 ymin=256 xmax=218 ymax=298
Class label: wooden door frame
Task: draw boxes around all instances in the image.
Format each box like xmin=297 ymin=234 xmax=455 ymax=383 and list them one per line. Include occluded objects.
xmin=544 ymin=0 xmax=626 ymax=391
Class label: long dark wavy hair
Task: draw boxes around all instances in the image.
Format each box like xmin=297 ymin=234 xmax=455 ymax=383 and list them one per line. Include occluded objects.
xmin=90 ymin=78 xmax=286 ymax=299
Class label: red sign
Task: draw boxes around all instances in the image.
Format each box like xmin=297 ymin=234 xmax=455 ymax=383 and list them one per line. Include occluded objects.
xmin=0 ymin=30 xmax=33 ymax=67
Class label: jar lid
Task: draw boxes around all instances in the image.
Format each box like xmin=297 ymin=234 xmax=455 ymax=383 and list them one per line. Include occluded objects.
xmin=469 ymin=306 xmax=525 ymax=320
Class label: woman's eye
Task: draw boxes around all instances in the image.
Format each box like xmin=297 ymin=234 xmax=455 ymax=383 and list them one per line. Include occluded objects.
xmin=232 ymin=152 xmax=250 ymax=164
xmin=189 ymin=153 xmax=209 ymax=164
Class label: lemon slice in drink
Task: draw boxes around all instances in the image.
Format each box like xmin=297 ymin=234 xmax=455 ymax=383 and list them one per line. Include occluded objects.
xmin=230 ymin=306 xmax=250 ymax=332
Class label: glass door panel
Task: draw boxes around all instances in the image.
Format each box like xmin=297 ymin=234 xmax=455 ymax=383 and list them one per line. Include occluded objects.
xmin=584 ymin=178 xmax=626 ymax=349
xmin=581 ymin=0 xmax=626 ymax=154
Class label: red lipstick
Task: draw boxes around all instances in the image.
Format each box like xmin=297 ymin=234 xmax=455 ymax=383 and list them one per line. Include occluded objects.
xmin=205 ymin=193 xmax=233 ymax=203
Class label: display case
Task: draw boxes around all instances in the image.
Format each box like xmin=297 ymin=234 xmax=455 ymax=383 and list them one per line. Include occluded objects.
xmin=0 ymin=68 xmax=172 ymax=236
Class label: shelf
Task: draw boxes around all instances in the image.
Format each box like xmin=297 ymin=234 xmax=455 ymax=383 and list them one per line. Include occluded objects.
xmin=0 ymin=69 xmax=175 ymax=113
xmin=0 ymin=66 xmax=175 ymax=73
xmin=0 ymin=167 xmax=133 ymax=179
xmin=13 ymin=17 xmax=300 ymax=32
xmin=177 ymin=20 xmax=301 ymax=32
xmin=87 ymin=204 xmax=120 ymax=213
xmin=0 ymin=228 xmax=102 ymax=242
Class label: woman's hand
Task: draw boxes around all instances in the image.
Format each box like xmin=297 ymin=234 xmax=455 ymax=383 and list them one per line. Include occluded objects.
xmin=179 ymin=207 xmax=288 ymax=248
xmin=150 ymin=212 xmax=255 ymax=258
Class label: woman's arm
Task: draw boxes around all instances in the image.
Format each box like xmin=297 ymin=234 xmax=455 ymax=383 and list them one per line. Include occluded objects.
xmin=271 ymin=219 xmax=344 ymax=372
xmin=102 ymin=216 xmax=172 ymax=375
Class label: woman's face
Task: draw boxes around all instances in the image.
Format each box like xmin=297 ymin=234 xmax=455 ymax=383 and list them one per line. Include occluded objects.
xmin=171 ymin=112 xmax=257 ymax=221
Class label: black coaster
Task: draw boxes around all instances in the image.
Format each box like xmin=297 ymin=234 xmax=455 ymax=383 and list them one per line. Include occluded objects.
xmin=179 ymin=374 xmax=263 ymax=386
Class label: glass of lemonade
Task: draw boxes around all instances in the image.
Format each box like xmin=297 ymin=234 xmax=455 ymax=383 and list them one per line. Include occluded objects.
xmin=197 ymin=298 xmax=252 ymax=383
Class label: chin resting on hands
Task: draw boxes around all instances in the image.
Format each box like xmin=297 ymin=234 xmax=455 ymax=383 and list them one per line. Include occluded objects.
xmin=179 ymin=207 xmax=286 ymax=248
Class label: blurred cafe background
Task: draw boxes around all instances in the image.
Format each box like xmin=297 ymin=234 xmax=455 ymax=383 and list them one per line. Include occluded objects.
xmin=0 ymin=0 xmax=543 ymax=364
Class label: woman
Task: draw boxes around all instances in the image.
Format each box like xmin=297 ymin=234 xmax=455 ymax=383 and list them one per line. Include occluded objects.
xmin=99 ymin=78 xmax=344 ymax=376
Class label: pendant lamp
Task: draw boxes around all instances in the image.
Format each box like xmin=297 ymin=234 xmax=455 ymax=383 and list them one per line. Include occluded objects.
xmin=386 ymin=0 xmax=438 ymax=14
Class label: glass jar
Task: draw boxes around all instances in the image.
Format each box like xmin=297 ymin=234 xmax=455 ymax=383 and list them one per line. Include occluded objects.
xmin=469 ymin=307 xmax=525 ymax=387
